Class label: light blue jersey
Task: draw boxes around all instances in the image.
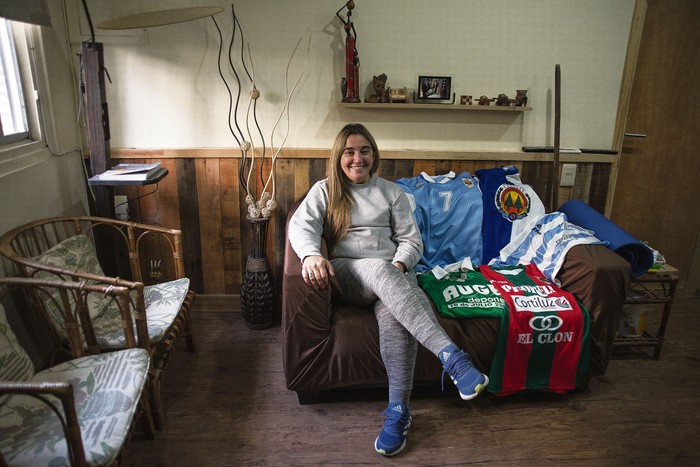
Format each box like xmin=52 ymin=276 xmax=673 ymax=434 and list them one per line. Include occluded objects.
xmin=395 ymin=171 xmax=483 ymax=272
xmin=489 ymin=211 xmax=604 ymax=285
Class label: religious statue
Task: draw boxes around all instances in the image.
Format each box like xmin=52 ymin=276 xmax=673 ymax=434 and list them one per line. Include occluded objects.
xmin=337 ymin=1 xmax=360 ymax=103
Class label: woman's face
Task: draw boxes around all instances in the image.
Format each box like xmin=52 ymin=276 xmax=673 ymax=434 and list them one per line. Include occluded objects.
xmin=341 ymin=134 xmax=374 ymax=184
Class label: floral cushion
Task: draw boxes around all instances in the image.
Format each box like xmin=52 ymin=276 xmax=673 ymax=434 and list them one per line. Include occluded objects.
xmin=32 ymin=234 xmax=119 ymax=338
xmin=31 ymin=235 xmax=190 ymax=350
xmin=0 ymin=347 xmax=150 ymax=466
xmin=0 ymin=304 xmax=35 ymax=382
xmin=94 ymin=277 xmax=191 ymax=348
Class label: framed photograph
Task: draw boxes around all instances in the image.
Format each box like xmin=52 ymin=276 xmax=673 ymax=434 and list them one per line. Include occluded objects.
xmin=417 ymin=75 xmax=452 ymax=100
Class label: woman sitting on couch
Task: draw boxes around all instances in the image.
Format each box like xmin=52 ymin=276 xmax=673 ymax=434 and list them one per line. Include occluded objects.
xmin=288 ymin=123 xmax=488 ymax=457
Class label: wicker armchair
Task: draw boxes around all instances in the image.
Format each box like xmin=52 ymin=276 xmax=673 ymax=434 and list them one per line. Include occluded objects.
xmin=0 ymin=276 xmax=154 ymax=466
xmin=0 ymin=216 xmax=196 ymax=429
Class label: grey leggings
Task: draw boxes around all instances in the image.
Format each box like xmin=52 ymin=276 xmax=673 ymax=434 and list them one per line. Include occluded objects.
xmin=331 ymin=258 xmax=453 ymax=403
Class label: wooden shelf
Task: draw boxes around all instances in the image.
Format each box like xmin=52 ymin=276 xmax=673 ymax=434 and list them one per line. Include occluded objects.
xmin=613 ymin=264 xmax=679 ymax=360
xmin=337 ymin=102 xmax=532 ymax=112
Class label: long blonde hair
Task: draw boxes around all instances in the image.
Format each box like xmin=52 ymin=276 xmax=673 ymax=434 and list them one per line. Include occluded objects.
xmin=325 ymin=123 xmax=380 ymax=249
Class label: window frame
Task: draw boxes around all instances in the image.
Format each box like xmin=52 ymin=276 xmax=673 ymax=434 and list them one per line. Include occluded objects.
xmin=0 ymin=18 xmax=50 ymax=173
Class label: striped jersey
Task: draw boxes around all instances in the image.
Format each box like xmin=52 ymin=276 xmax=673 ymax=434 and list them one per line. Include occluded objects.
xmin=395 ymin=171 xmax=483 ymax=272
xmin=480 ymin=264 xmax=590 ymax=396
xmin=490 ymin=212 xmax=604 ymax=285
xmin=475 ymin=166 xmax=546 ymax=263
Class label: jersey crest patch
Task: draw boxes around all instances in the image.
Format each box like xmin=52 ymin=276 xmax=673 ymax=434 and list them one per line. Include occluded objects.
xmin=495 ymin=184 xmax=531 ymax=221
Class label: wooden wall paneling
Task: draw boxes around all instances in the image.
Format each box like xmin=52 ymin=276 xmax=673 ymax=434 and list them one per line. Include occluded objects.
xmin=274 ymin=159 xmax=298 ymax=310
xmin=434 ymin=160 xmax=451 ymax=177
xmin=176 ymin=158 xmax=204 ymax=294
xmin=309 ymin=158 xmax=327 ymax=185
xmin=450 ymin=161 xmax=475 ymax=176
xmin=570 ymin=163 xmax=594 ymax=205
xmin=377 ymin=159 xmax=414 ymax=180
xmin=157 ymin=158 xmax=182 ymax=231
xmin=413 ymin=160 xmax=436 ymax=177
xmin=393 ymin=159 xmax=414 ymax=179
xmin=588 ymin=164 xmax=610 ymax=214
xmin=220 ymin=158 xmax=241 ymax=294
xmin=377 ymin=160 xmax=395 ymax=179
xmin=135 ymin=181 xmax=161 ymax=227
xmin=293 ymin=160 xmax=310 ymax=202
xmin=556 ymin=185 xmax=573 ymax=209
xmin=196 ymin=159 xmax=225 ymax=294
xmin=378 ymin=160 xmax=410 ymax=180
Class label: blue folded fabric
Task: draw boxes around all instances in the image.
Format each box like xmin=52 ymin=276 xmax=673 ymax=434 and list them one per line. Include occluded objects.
xmin=558 ymin=199 xmax=654 ymax=276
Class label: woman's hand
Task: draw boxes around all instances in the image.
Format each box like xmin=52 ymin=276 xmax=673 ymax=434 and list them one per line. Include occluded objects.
xmin=302 ymin=255 xmax=335 ymax=289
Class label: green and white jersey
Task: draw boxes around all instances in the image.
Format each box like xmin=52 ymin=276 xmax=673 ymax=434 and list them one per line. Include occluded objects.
xmin=417 ymin=270 xmax=507 ymax=319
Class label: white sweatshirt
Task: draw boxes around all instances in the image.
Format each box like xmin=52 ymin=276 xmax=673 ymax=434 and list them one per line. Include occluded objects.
xmin=288 ymin=175 xmax=423 ymax=269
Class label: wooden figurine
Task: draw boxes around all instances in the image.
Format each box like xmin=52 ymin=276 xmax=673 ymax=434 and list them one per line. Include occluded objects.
xmin=495 ymin=93 xmax=511 ymax=106
xmin=515 ymin=89 xmax=528 ymax=107
xmin=365 ymin=73 xmax=388 ymax=103
xmin=478 ymin=95 xmax=492 ymax=106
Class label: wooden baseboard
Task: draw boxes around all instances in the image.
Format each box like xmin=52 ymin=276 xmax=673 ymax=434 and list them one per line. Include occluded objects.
xmin=192 ymin=294 xmax=240 ymax=313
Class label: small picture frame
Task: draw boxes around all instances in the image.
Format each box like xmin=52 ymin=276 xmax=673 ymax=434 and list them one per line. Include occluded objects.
xmin=417 ymin=75 xmax=452 ymax=100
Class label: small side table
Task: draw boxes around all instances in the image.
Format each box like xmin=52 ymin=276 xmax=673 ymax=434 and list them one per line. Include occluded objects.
xmin=86 ymin=167 xmax=169 ymax=280
xmin=613 ymin=264 xmax=679 ymax=359
xmin=87 ymin=167 xmax=169 ymax=186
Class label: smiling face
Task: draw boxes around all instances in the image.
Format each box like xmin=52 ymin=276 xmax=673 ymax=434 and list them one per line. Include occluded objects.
xmin=340 ymin=134 xmax=374 ymax=184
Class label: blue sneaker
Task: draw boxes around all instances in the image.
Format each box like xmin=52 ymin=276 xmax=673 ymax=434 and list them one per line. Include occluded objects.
xmin=440 ymin=345 xmax=489 ymax=400
xmin=374 ymin=402 xmax=412 ymax=456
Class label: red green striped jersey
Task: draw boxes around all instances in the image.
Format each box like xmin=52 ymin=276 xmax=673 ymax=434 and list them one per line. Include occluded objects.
xmin=480 ymin=264 xmax=590 ymax=396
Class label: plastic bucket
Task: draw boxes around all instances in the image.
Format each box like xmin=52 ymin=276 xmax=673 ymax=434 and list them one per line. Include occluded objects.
xmin=618 ymin=291 xmax=653 ymax=338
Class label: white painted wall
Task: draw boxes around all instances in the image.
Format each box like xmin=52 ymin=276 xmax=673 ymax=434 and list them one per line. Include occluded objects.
xmin=0 ymin=0 xmax=635 ymax=235
xmin=64 ymin=0 xmax=635 ymax=152
xmin=0 ymin=2 xmax=86 ymax=236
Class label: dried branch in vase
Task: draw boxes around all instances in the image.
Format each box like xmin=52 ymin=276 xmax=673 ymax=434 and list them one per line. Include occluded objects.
xmin=212 ymin=3 xmax=309 ymax=219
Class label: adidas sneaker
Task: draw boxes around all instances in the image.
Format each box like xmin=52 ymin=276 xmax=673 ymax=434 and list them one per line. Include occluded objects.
xmin=374 ymin=402 xmax=412 ymax=456
xmin=440 ymin=345 xmax=489 ymax=400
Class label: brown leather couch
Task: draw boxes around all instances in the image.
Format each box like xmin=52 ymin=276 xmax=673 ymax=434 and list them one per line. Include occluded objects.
xmin=282 ymin=205 xmax=632 ymax=404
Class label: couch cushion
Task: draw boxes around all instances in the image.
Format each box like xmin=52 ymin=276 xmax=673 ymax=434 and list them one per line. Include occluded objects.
xmin=0 ymin=303 xmax=35 ymax=382
xmin=0 ymin=347 xmax=149 ymax=466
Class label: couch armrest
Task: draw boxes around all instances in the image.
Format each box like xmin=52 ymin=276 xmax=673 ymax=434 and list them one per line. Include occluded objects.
xmin=557 ymin=244 xmax=632 ymax=376
xmin=281 ymin=206 xmax=334 ymax=390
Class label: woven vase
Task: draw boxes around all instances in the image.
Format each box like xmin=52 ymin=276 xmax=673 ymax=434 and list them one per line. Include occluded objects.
xmin=241 ymin=215 xmax=274 ymax=329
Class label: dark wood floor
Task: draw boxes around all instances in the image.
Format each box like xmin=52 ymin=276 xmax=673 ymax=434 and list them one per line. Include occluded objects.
xmin=121 ymin=292 xmax=700 ymax=466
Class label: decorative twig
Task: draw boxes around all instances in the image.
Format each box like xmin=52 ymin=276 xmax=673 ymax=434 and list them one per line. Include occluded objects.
xmin=213 ymin=3 xmax=309 ymax=219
